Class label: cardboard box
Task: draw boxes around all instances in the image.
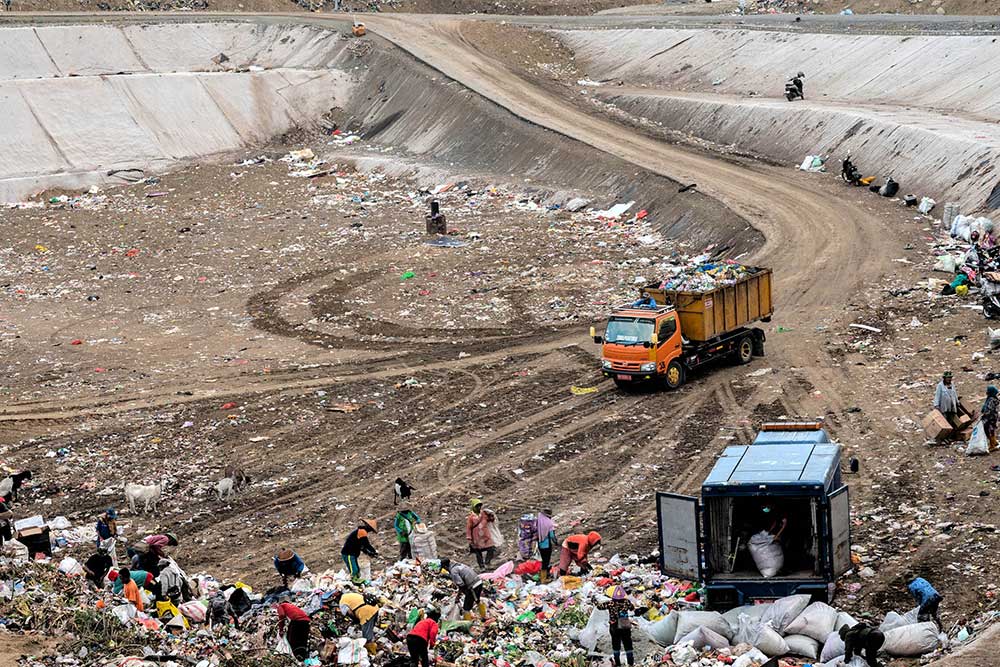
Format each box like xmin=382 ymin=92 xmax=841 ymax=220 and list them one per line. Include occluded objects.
xmin=955 ymin=413 xmax=974 ymax=432
xmin=16 ymin=525 xmax=51 ymax=557
xmin=923 ymin=410 xmax=953 ymax=441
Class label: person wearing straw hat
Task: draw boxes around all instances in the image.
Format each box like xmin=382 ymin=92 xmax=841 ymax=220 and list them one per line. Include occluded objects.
xmin=341 ymin=519 xmax=379 ymax=584
xmin=273 ymin=548 xmax=308 ymax=588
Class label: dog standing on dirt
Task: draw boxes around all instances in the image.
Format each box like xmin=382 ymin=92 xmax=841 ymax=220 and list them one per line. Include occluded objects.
xmin=0 ymin=471 xmax=32 ymax=503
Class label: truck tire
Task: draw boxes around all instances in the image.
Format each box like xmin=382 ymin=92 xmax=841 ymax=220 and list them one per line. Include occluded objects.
xmin=736 ymin=335 xmax=754 ymax=364
xmin=663 ymin=360 xmax=685 ymax=390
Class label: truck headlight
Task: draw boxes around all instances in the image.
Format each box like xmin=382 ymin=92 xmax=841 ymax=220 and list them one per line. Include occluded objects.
xmin=640 ymin=362 xmax=656 ymax=372
xmin=602 ymin=360 xmax=613 ymax=370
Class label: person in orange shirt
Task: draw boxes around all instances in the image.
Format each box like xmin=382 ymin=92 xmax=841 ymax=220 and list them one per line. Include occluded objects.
xmin=554 ymin=531 xmax=601 ymax=577
xmin=119 ymin=567 xmax=144 ymax=612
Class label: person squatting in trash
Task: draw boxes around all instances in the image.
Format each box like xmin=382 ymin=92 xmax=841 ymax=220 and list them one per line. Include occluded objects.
xmin=82 ymin=543 xmax=114 ymax=589
xmin=274 ymin=548 xmax=307 ymax=588
xmin=840 ymin=622 xmax=885 ymax=667
xmin=209 ymin=589 xmax=241 ymax=630
xmin=906 ymin=574 xmax=943 ymax=627
xmin=466 ymin=499 xmax=497 ymax=570
xmin=341 ymin=518 xmax=378 ymax=584
xmin=600 ymin=585 xmax=635 ymax=667
xmin=440 ymin=558 xmax=487 ymax=619
xmin=394 ymin=506 xmax=422 ymax=561
xmin=981 ymin=385 xmax=999 ymax=452
xmin=406 ymin=608 xmax=440 ymax=667
xmin=555 ymin=531 xmax=602 ymax=576
xmin=108 ymin=567 xmax=153 ymax=595
xmin=536 ymin=508 xmax=557 ymax=583
xmin=118 ymin=567 xmax=145 ymax=612
xmin=275 ymin=599 xmax=311 ymax=661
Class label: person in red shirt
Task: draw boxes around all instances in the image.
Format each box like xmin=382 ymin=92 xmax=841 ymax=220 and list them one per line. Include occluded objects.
xmin=406 ymin=609 xmax=440 ymax=667
xmin=275 ymin=601 xmax=311 ymax=660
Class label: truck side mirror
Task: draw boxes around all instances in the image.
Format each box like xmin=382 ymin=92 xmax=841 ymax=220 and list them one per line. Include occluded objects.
xmin=589 ymin=326 xmax=603 ymax=344
xmin=651 ymin=333 xmax=659 ymax=345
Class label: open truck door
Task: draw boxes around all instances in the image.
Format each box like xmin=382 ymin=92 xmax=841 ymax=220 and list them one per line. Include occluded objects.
xmin=657 ymin=492 xmax=702 ymax=580
xmin=827 ymin=485 xmax=851 ymax=577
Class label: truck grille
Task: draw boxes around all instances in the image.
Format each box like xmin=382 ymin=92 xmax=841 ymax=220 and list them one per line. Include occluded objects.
xmin=611 ymin=361 xmax=641 ymax=371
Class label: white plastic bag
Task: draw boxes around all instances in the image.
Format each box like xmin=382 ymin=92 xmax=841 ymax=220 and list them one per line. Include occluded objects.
xmin=722 ymin=603 xmax=771 ymax=633
xmin=58 ymin=557 xmax=84 ymax=576
xmin=748 ymin=531 xmax=784 ymax=577
xmin=820 ymin=630 xmax=845 ymax=662
xmin=274 ymin=636 xmax=293 ymax=656
xmin=879 ymin=607 xmax=919 ymax=632
xmin=933 ymin=255 xmax=958 ymax=273
xmin=578 ymin=608 xmax=610 ymax=652
xmin=675 ymin=610 xmax=733 ymax=640
xmin=761 ymin=594 xmax=811 ymax=633
xmin=443 ymin=602 xmax=462 ymax=621
xmin=732 ymin=648 xmax=769 ymax=667
xmin=675 ymin=625 xmax=730 ymax=650
xmin=639 ymin=611 xmax=678 ymax=646
xmin=784 ymin=601 xmax=840 ymax=642
xmin=337 ymin=637 xmax=370 ymax=666
xmin=918 ymin=197 xmax=936 ymax=214
xmin=883 ymin=621 xmax=940 ymax=656
xmin=488 ymin=521 xmax=505 ymax=549
xmin=967 ymin=420 xmax=989 ymax=456
xmin=731 ymin=613 xmax=788 ymax=657
xmin=784 ymin=634 xmax=820 ymax=660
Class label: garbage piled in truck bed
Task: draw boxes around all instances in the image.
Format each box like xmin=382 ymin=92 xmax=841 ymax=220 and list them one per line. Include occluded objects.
xmin=657 ymin=259 xmax=761 ymax=293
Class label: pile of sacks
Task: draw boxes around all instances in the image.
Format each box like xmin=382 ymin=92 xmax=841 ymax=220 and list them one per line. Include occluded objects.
xmin=634 ymin=594 xmax=944 ymax=666
xmin=658 ymin=260 xmax=762 ymax=293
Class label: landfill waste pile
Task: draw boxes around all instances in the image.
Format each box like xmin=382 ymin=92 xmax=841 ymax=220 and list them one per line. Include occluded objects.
xmin=657 ymin=260 xmax=763 ymax=293
xmin=95 ymin=0 xmax=209 ymax=9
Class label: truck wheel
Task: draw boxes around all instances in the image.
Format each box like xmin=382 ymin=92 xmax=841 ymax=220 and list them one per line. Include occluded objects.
xmin=736 ymin=335 xmax=754 ymax=364
xmin=663 ymin=360 xmax=685 ymax=390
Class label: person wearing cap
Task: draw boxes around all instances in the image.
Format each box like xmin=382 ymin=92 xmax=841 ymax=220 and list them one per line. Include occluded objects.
xmin=273 ymin=548 xmax=307 ymax=588
xmin=406 ymin=608 xmax=440 ymax=667
xmin=394 ymin=506 xmax=422 ymax=561
xmin=934 ymin=371 xmax=960 ymax=429
xmin=439 ymin=558 xmax=486 ymax=619
xmin=465 ymin=499 xmax=497 ymax=570
xmin=109 ymin=567 xmax=154 ymax=595
xmin=554 ymin=531 xmax=602 ymax=577
xmin=535 ymin=509 xmax=557 ymax=583
xmin=95 ymin=509 xmax=119 ymax=568
xmin=341 ymin=519 xmax=378 ymax=584
xmin=275 ymin=599 xmax=311 ymax=661
xmin=599 ymin=585 xmax=635 ymax=667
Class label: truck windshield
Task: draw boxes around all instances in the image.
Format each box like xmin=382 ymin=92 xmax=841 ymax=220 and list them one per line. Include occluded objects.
xmin=605 ymin=317 xmax=655 ymax=345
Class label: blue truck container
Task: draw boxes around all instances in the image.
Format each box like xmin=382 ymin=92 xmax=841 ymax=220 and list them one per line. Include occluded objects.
xmin=656 ymin=422 xmax=851 ymax=610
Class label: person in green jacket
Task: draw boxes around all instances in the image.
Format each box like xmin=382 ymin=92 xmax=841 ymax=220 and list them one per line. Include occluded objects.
xmin=394 ymin=507 xmax=422 ymax=561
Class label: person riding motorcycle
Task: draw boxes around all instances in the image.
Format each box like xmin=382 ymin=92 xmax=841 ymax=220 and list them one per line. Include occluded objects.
xmin=841 ymin=155 xmax=862 ymax=186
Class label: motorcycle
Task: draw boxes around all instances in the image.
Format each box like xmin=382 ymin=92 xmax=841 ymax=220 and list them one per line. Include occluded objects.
xmin=785 ymin=73 xmax=805 ymax=101
xmin=841 ymin=158 xmax=862 ymax=186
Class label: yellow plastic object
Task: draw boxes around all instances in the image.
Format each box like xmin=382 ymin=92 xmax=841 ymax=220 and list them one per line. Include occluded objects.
xmin=956 ymin=284 xmax=969 ymax=297
xmin=560 ymin=576 xmax=583 ymax=590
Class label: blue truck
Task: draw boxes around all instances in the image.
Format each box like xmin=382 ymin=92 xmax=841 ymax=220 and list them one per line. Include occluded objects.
xmin=656 ymin=422 xmax=851 ymax=610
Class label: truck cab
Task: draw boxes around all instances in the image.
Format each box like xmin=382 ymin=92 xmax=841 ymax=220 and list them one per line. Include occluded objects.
xmin=657 ymin=423 xmax=852 ymax=610
xmin=592 ymin=305 xmax=686 ymax=389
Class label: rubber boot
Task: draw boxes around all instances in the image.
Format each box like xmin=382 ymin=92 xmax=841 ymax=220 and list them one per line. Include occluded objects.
xmin=539 ymin=570 xmax=549 ymax=584
xmin=462 ymin=611 xmax=475 ymax=621
xmin=365 ymin=642 xmax=377 ymax=656
xmin=478 ymin=600 xmax=487 ymax=619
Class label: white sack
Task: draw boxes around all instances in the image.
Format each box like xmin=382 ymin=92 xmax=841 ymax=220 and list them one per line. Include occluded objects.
xmin=748 ymin=530 xmax=784 ymax=577
xmin=784 ymin=634 xmax=820 ymax=660
xmin=820 ymin=630 xmax=845 ymax=662
xmin=675 ymin=626 xmax=730 ymax=650
xmin=639 ymin=611 xmax=678 ymax=646
xmin=675 ymin=610 xmax=733 ymax=641
xmin=761 ymin=594 xmax=812 ymax=634
xmin=579 ymin=608 xmax=610 ymax=652
xmin=967 ymin=420 xmax=989 ymax=456
xmin=785 ymin=601 xmax=841 ymax=642
xmin=883 ymin=621 xmax=940 ymax=656
xmin=732 ymin=613 xmax=789 ymax=657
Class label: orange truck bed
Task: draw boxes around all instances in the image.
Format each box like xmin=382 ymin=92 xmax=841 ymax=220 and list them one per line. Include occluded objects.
xmin=643 ymin=267 xmax=773 ymax=342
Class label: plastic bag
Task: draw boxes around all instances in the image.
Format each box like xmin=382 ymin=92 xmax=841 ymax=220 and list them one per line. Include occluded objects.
xmin=488 ymin=521 xmax=505 ymax=549
xmin=274 ymin=636 xmax=293 ymax=656
xmin=337 ymin=638 xmax=370 ymax=666
xmin=784 ymin=634 xmax=820 ymax=659
xmin=731 ymin=613 xmax=788 ymax=657
xmin=933 ymin=255 xmax=958 ymax=273
xmin=883 ymin=621 xmax=940 ymax=656
xmin=578 ymin=608 xmax=610 ymax=652
xmin=675 ymin=625 xmax=730 ymax=650
xmin=748 ymin=531 xmax=784 ymax=577
xmin=967 ymin=420 xmax=989 ymax=456
xmin=761 ymin=594 xmax=811 ymax=633
xmin=732 ymin=648 xmax=769 ymax=667
xmin=722 ymin=603 xmax=771 ymax=632
xmin=918 ymin=197 xmax=936 ymax=214
xmin=784 ymin=601 xmax=840 ymax=642
xmin=58 ymin=557 xmax=84 ymax=576
xmin=821 ymin=630 xmax=845 ymax=662
xmin=179 ymin=600 xmax=207 ymax=623
xmin=639 ymin=611 xmax=678 ymax=646
xmin=443 ymin=602 xmax=461 ymax=621
xmin=675 ymin=610 xmax=732 ymax=641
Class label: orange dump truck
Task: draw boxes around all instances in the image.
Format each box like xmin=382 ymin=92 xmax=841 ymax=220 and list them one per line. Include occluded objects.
xmin=591 ymin=266 xmax=773 ymax=389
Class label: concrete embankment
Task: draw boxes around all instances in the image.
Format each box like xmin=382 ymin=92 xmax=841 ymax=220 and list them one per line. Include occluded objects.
xmin=558 ymin=28 xmax=1000 ymax=211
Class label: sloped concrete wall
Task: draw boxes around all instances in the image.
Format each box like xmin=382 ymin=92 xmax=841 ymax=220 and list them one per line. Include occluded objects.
xmin=560 ymin=28 xmax=1000 ymax=210
xmin=0 ymin=23 xmax=353 ymax=201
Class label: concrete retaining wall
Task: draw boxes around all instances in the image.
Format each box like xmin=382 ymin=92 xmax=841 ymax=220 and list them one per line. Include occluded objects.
xmin=0 ymin=23 xmax=353 ymax=202
xmin=559 ymin=28 xmax=1000 ymax=210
